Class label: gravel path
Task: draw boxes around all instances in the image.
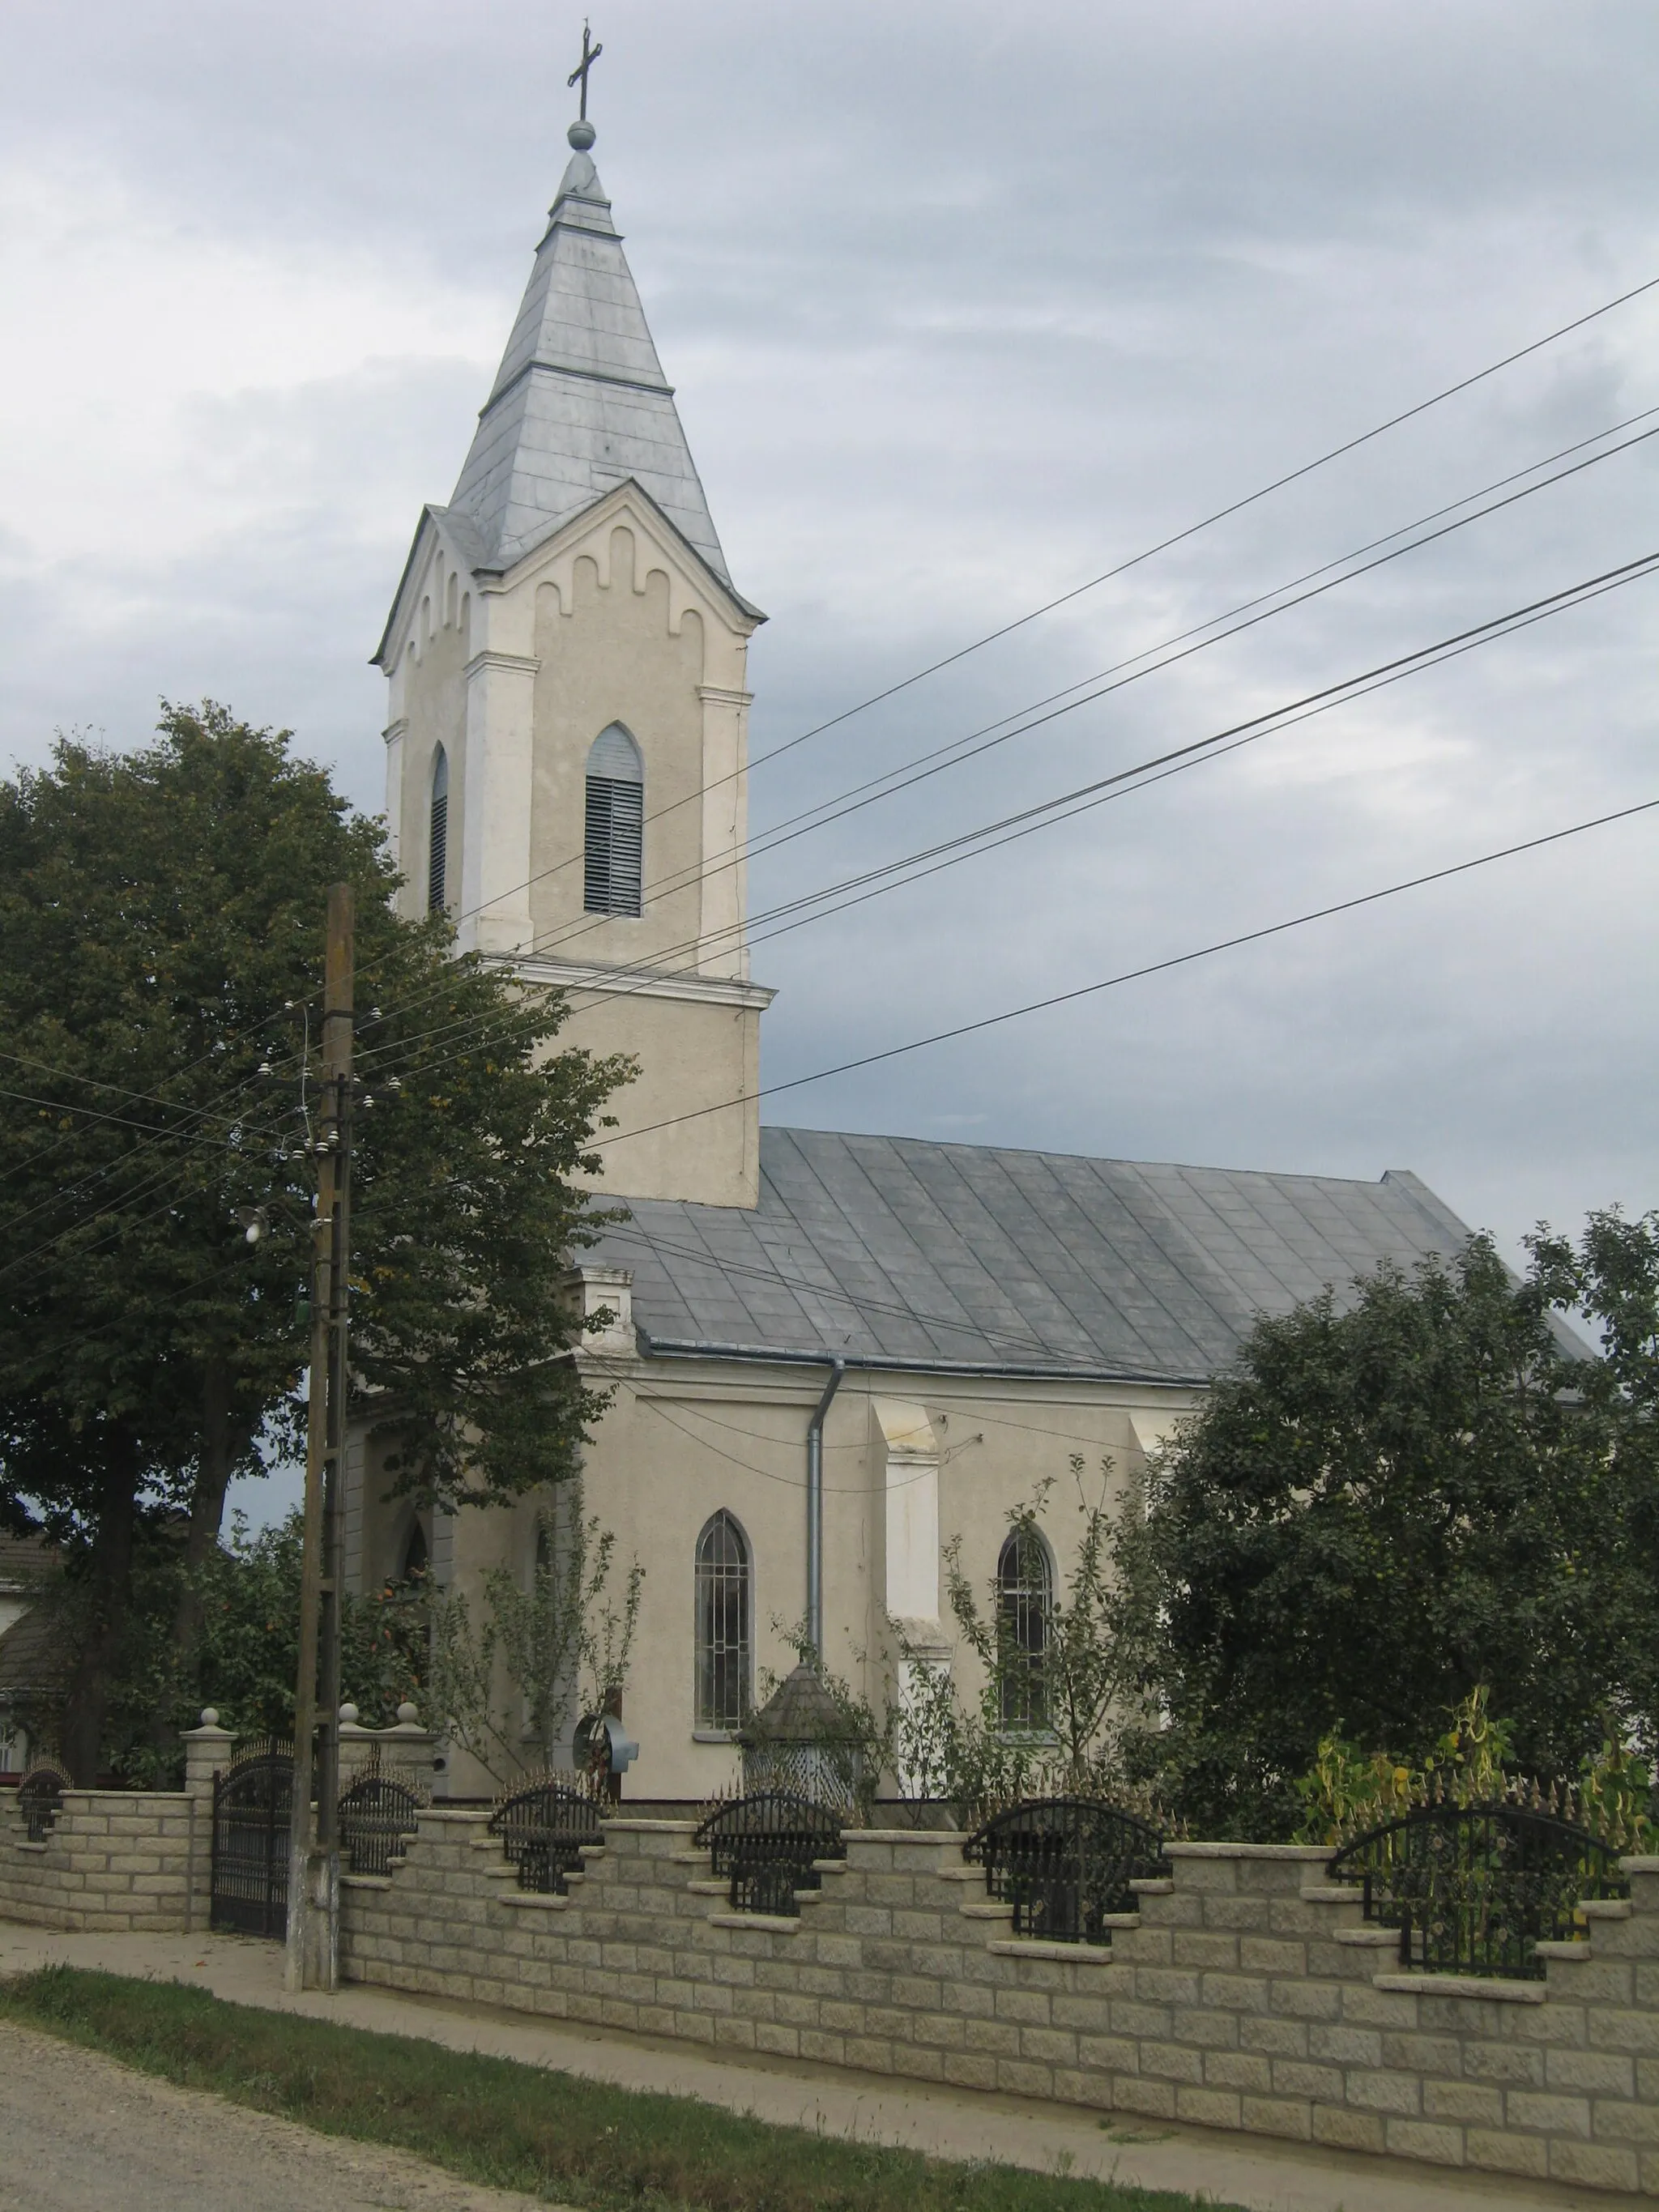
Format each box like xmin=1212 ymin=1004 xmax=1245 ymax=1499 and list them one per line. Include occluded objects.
xmin=0 ymin=2020 xmax=553 ymax=2212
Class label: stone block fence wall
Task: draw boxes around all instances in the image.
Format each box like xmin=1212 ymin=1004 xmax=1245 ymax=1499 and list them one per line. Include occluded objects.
xmin=0 ymin=1710 xmax=435 ymax=1936
xmin=339 ymin=1815 xmax=1659 ymax=2198
xmin=0 ymin=1787 xmax=203 ymax=1933
xmin=0 ymin=1719 xmax=241 ymax=1933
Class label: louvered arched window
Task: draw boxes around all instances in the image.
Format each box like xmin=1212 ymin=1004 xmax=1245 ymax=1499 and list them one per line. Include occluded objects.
xmin=428 ymin=745 xmax=449 ymax=914
xmin=694 ymin=1511 xmax=750 ymax=1733
xmin=996 ymin=1525 xmax=1052 ymax=1728
xmin=584 ymin=722 xmax=643 ymax=916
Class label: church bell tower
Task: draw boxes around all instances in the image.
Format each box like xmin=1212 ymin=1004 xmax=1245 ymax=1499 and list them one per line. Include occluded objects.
xmin=373 ymin=87 xmax=770 ymax=1208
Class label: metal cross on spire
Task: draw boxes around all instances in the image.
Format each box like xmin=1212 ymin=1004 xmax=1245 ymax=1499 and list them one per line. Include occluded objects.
xmin=568 ymin=19 xmax=603 ymax=122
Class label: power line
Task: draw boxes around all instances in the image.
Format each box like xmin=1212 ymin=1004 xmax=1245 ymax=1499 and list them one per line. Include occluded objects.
xmin=600 ymin=792 xmax=1659 ymax=1151
xmin=0 ymin=1079 xmax=279 ymax=1153
xmin=599 ymin=1222 xmax=1064 ymax=1362
xmin=491 ymin=413 xmax=1659 ymax=976
xmin=356 ymin=454 xmax=1659 ymax=1069
xmin=231 ymin=799 xmax=1659 ymax=1359
xmin=380 ymin=268 xmax=1659 ymax=960
xmin=15 ymin=556 xmax=1655 ymax=1268
xmin=412 ymin=542 xmax=1659 ymax=1061
xmin=727 ymin=545 xmax=1659 ymax=957
xmin=0 ymin=1046 xmax=275 ymax=1133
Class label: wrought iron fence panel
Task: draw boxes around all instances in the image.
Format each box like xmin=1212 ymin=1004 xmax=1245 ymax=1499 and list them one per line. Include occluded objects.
xmin=963 ymin=1797 xmax=1168 ymax=1945
xmin=488 ymin=1777 xmax=603 ymax=1894
xmin=693 ymin=1790 xmax=847 ymax=1916
xmin=16 ymin=1764 xmax=68 ymax=1843
xmin=210 ymin=1742 xmax=294 ymax=1939
xmin=338 ymin=1773 xmax=423 ymax=1877
xmin=1326 ymin=1801 xmax=1628 ymax=1980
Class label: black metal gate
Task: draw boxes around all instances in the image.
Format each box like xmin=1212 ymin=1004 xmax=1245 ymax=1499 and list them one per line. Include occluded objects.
xmin=210 ymin=1741 xmax=294 ymax=1937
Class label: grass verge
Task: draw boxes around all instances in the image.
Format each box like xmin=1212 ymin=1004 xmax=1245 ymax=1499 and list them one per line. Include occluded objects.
xmin=0 ymin=1967 xmax=1241 ymax=2212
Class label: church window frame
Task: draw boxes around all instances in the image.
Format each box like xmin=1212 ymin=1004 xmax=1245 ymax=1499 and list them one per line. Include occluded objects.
xmin=996 ymin=1524 xmax=1053 ymax=1732
xmin=583 ymin=722 xmax=644 ymax=917
xmin=428 ymin=744 xmax=449 ymax=914
xmin=693 ymin=1509 xmax=751 ymax=1737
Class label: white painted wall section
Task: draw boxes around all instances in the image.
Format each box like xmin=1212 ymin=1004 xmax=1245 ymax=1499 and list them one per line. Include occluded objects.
xmin=458 ymin=647 xmax=538 ymax=954
xmin=871 ymin=1397 xmax=941 ymax=1626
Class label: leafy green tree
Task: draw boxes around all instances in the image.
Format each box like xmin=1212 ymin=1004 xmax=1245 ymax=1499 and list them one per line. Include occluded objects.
xmin=0 ymin=705 xmax=629 ymax=1779
xmin=891 ymin=1466 xmax=1160 ymax=1826
xmin=101 ymin=1510 xmax=431 ymax=1779
xmin=1137 ymin=1219 xmax=1659 ymax=1838
xmin=424 ymin=1497 xmax=642 ymax=1785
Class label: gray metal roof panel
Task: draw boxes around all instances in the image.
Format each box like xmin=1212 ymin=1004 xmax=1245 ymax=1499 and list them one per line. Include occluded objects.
xmin=445 ymin=150 xmax=731 ymax=583
xmin=598 ymin=1127 xmax=1492 ymax=1379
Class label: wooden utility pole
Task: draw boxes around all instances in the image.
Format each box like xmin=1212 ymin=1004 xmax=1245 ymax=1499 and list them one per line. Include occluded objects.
xmin=285 ymin=881 xmax=353 ymax=1993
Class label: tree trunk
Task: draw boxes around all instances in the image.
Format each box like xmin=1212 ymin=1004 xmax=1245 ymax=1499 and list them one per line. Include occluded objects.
xmin=60 ymin=1429 xmax=140 ymax=1786
xmin=160 ymin=1356 xmax=245 ymax=1750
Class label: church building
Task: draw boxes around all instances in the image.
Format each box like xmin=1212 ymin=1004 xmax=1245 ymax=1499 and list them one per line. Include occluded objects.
xmin=349 ymin=108 xmax=1480 ymax=1804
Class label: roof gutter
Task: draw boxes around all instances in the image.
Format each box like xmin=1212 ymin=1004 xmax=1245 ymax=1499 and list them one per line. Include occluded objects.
xmin=805 ymin=1357 xmax=846 ymax=1664
xmin=636 ymin=1332 xmax=1209 ymax=1392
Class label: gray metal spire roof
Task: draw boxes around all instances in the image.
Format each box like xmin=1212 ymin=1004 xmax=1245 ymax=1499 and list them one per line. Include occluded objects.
xmin=596 ymin=1128 xmax=1501 ymax=1382
xmin=442 ymin=134 xmax=730 ymax=582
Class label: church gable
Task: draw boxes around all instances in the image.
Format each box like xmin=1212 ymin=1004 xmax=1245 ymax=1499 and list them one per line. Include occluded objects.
xmin=497 ymin=475 xmax=762 ymax=648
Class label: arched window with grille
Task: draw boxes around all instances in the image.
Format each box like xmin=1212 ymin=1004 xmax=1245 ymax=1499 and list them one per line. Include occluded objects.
xmin=427 ymin=745 xmax=449 ymax=914
xmin=996 ymin=1524 xmax=1052 ymax=1728
xmin=584 ymin=722 xmax=643 ymax=916
xmin=694 ymin=1510 xmax=750 ymax=1733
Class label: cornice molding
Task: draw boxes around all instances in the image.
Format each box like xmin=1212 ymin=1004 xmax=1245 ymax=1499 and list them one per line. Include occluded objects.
xmin=509 ymin=955 xmax=775 ymax=1013
xmin=464 ymin=650 xmax=541 ymax=679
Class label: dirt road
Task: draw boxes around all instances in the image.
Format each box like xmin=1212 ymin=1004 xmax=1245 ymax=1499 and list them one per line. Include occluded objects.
xmin=0 ymin=2020 xmax=544 ymax=2212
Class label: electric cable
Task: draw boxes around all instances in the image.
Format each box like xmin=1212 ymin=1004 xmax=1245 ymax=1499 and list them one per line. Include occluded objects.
xmin=16 ymin=547 xmax=1657 ymax=1268
xmin=305 ymin=790 xmax=1659 ymax=1306
xmin=597 ymin=792 xmax=1659 ymax=1153
xmin=596 ymin=1221 xmax=1066 ymax=1362
xmin=495 ymin=414 xmax=1659 ymax=974
xmin=0 ymin=1046 xmax=279 ymax=1133
xmin=352 ymin=417 xmax=1659 ymax=1052
xmin=372 ymin=267 xmax=1659 ymax=959
xmin=364 ymin=539 xmax=1659 ymax=1073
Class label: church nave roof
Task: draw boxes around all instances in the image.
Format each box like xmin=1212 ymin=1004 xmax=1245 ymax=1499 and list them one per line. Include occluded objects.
xmin=599 ymin=1127 xmax=1487 ymax=1383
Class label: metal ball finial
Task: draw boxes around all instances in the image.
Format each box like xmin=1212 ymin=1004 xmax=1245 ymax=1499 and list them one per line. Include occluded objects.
xmin=567 ymin=118 xmax=595 ymax=151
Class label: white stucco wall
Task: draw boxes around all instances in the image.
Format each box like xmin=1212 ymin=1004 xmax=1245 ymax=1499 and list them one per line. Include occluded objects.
xmin=352 ymin=1354 xmax=1200 ymax=1804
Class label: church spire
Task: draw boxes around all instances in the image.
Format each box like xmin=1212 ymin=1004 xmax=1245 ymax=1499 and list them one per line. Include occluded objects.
xmin=440 ymin=70 xmax=731 ymax=585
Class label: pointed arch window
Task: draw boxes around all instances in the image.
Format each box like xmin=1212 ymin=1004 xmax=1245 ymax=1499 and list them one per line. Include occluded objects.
xmin=695 ymin=1510 xmax=750 ymax=1733
xmin=996 ymin=1525 xmax=1052 ymax=1728
xmin=428 ymin=745 xmax=450 ymax=914
xmin=584 ymin=723 xmax=643 ymax=916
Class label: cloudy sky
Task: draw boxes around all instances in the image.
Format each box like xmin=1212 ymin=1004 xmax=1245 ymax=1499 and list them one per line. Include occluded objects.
xmin=4 ymin=0 xmax=1656 ymax=1289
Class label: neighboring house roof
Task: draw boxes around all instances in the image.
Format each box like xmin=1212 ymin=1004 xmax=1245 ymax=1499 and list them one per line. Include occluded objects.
xmin=599 ymin=1127 xmax=1495 ymax=1383
xmin=0 ymin=1532 xmax=53 ymax=1595
xmin=0 ymin=1599 xmax=70 ymax=1705
xmin=445 ymin=143 xmax=730 ymax=583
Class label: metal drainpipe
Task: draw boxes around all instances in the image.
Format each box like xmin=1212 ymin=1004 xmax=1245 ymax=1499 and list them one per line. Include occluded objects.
xmin=805 ymin=1357 xmax=846 ymax=1664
